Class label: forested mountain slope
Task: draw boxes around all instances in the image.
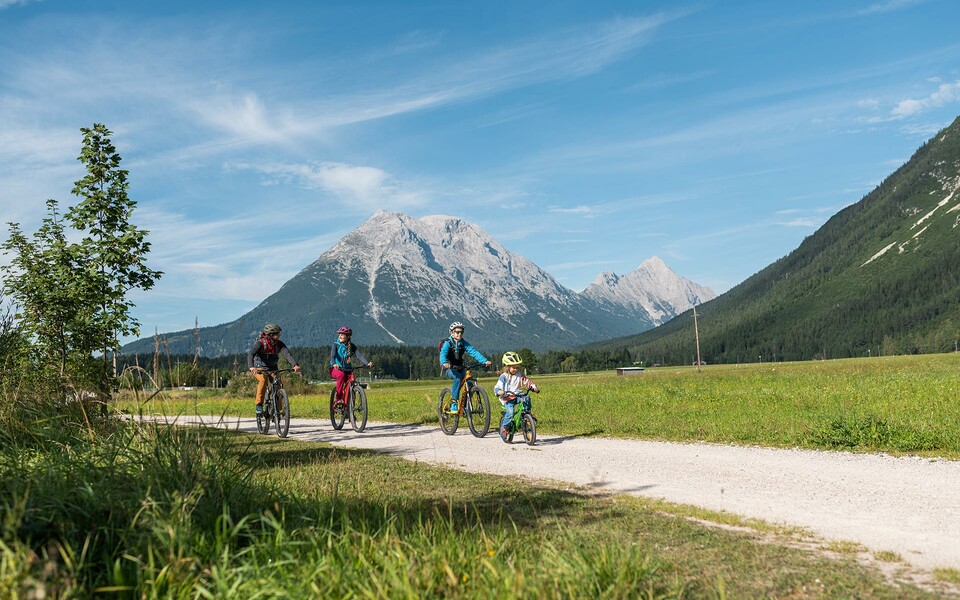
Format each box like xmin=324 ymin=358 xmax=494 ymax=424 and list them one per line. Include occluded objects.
xmin=603 ymin=115 xmax=960 ymax=364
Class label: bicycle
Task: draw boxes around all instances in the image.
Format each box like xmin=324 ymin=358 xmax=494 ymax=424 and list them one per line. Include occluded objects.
xmin=255 ymin=368 xmax=295 ymax=438
xmin=438 ymin=363 xmax=491 ymax=437
xmin=329 ymin=365 xmax=369 ymax=432
xmin=499 ymin=390 xmax=537 ymax=445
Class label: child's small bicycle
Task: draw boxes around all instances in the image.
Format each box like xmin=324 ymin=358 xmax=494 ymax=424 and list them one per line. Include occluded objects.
xmin=499 ymin=390 xmax=537 ymax=445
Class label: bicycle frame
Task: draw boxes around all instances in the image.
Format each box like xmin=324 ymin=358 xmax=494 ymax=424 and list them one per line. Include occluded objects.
xmin=255 ymin=368 xmax=296 ymax=438
xmin=503 ymin=392 xmax=532 ymax=431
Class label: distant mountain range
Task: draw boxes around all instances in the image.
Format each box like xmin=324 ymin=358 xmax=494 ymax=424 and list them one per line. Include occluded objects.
xmin=123 ymin=211 xmax=715 ymax=356
xmin=601 ymin=115 xmax=960 ymax=363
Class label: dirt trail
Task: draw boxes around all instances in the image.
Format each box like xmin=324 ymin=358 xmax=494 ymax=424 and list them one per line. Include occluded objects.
xmin=149 ymin=415 xmax=960 ymax=571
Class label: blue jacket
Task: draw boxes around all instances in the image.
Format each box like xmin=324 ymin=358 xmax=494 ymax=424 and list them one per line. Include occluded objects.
xmin=330 ymin=340 xmax=369 ymax=372
xmin=439 ymin=336 xmax=487 ymax=368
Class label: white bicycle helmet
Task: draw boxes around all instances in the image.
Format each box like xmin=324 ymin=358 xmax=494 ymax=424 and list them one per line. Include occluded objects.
xmin=449 ymin=321 xmax=464 ymax=332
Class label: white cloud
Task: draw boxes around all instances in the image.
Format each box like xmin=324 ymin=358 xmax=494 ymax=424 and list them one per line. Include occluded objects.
xmin=891 ymin=80 xmax=960 ymax=117
xmin=231 ymin=161 xmax=427 ymax=212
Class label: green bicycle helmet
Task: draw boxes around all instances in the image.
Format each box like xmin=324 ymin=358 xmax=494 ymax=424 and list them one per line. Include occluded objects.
xmin=263 ymin=323 xmax=282 ymax=335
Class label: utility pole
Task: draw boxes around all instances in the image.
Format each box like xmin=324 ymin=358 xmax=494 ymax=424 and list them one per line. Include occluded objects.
xmin=693 ymin=304 xmax=702 ymax=373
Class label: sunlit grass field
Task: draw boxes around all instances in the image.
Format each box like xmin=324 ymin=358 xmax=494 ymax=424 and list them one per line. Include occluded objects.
xmin=127 ymin=352 xmax=960 ymax=457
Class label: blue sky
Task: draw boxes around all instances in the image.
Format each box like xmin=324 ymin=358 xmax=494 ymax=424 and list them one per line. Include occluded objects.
xmin=2 ymin=0 xmax=960 ymax=340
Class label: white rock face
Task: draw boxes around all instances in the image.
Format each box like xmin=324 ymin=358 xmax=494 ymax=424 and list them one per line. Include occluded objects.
xmin=581 ymin=256 xmax=717 ymax=325
xmin=228 ymin=210 xmax=717 ymax=349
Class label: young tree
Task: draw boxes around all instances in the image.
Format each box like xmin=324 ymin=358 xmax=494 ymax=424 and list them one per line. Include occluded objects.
xmin=67 ymin=124 xmax=162 ymax=388
xmin=1 ymin=200 xmax=95 ymax=378
xmin=1 ymin=124 xmax=161 ymax=405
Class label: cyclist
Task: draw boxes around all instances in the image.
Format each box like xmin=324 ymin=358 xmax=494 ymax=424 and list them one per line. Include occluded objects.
xmin=329 ymin=326 xmax=373 ymax=402
xmin=247 ymin=323 xmax=301 ymax=416
xmin=439 ymin=321 xmax=491 ymax=412
xmin=494 ymin=351 xmax=539 ymax=442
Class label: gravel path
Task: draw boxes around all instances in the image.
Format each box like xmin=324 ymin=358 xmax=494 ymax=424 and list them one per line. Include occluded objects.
xmin=151 ymin=415 xmax=960 ymax=571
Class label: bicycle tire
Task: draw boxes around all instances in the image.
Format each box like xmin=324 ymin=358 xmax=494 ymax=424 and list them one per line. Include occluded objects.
xmin=329 ymin=388 xmax=346 ymax=430
xmin=275 ymin=388 xmax=290 ymax=438
xmin=438 ymin=388 xmax=459 ymax=435
xmin=256 ymin=406 xmax=269 ymax=435
xmin=521 ymin=412 xmax=536 ymax=446
xmin=349 ymin=384 xmax=368 ymax=432
xmin=465 ymin=385 xmax=491 ymax=438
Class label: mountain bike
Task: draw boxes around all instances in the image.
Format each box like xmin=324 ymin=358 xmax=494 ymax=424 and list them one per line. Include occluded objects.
xmin=329 ymin=365 xmax=369 ymax=432
xmin=438 ymin=363 xmax=491 ymax=437
xmin=255 ymin=368 xmax=295 ymax=438
xmin=499 ymin=390 xmax=537 ymax=445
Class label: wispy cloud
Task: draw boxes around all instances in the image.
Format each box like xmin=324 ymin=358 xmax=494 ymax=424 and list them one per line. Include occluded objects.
xmin=856 ymin=0 xmax=927 ymax=16
xmin=0 ymin=0 xmax=39 ymax=8
xmin=229 ymin=161 xmax=428 ymax=212
xmin=891 ymin=80 xmax=960 ymax=117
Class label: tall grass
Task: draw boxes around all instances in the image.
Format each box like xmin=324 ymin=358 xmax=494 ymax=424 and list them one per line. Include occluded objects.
xmin=2 ymin=399 xmax=940 ymax=597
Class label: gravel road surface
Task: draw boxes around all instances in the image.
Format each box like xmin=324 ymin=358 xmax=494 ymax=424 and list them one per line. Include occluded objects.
xmin=150 ymin=415 xmax=960 ymax=571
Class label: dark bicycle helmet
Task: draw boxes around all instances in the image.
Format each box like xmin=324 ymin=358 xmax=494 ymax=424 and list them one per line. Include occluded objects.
xmin=337 ymin=326 xmax=352 ymax=336
xmin=263 ymin=323 xmax=282 ymax=335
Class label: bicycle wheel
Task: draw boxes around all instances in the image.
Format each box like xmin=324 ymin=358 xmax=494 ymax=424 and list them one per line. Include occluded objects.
xmin=465 ymin=385 xmax=490 ymax=438
xmin=521 ymin=412 xmax=537 ymax=446
xmin=349 ymin=385 xmax=368 ymax=432
xmin=256 ymin=404 xmax=269 ymax=435
xmin=329 ymin=388 xmax=346 ymax=430
xmin=438 ymin=388 xmax=459 ymax=435
xmin=275 ymin=389 xmax=290 ymax=438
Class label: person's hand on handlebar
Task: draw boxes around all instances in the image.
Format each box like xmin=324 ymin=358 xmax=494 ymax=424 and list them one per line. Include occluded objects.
xmin=293 ymin=365 xmax=301 ymax=373
xmin=484 ymin=360 xmax=492 ymax=367
xmin=442 ymin=362 xmax=451 ymax=370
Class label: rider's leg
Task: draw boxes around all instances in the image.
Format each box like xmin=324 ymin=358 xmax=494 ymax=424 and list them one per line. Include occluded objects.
xmin=330 ymin=367 xmax=348 ymax=401
xmin=500 ymin=398 xmax=516 ymax=439
xmin=254 ymin=371 xmax=268 ymax=412
xmin=445 ymin=368 xmax=464 ymax=410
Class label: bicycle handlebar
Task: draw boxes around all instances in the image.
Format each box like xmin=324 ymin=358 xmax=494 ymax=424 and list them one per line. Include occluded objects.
xmin=254 ymin=368 xmax=300 ymax=375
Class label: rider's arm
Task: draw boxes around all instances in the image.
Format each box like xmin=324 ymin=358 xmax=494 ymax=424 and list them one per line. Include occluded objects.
xmin=279 ymin=345 xmax=299 ymax=371
xmin=329 ymin=343 xmax=338 ymax=369
xmin=354 ymin=347 xmax=370 ymax=366
xmin=464 ymin=342 xmax=488 ymax=365
xmin=439 ymin=340 xmax=450 ymax=368
xmin=493 ymin=373 xmax=506 ymax=396
xmin=247 ymin=340 xmax=261 ymax=371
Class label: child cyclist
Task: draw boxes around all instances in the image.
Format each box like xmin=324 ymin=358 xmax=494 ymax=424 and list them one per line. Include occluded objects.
xmin=247 ymin=322 xmax=301 ymax=416
xmin=439 ymin=321 xmax=491 ymax=412
xmin=494 ymin=351 xmax=539 ymax=442
xmin=329 ymin=326 xmax=373 ymax=402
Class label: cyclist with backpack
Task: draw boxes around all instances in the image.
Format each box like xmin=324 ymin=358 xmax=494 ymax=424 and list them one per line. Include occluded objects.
xmin=247 ymin=323 xmax=301 ymax=416
xmin=439 ymin=321 xmax=491 ymax=412
xmin=329 ymin=326 xmax=373 ymax=402
xmin=494 ymin=351 xmax=539 ymax=442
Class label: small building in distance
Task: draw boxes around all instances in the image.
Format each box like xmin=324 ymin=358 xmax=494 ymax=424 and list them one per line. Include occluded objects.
xmin=615 ymin=366 xmax=645 ymax=376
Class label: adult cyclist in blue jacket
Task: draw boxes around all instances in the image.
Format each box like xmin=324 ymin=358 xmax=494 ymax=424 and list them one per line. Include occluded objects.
xmin=439 ymin=321 xmax=491 ymax=412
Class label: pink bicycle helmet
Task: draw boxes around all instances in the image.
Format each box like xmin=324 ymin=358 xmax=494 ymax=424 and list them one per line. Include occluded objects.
xmin=337 ymin=326 xmax=352 ymax=336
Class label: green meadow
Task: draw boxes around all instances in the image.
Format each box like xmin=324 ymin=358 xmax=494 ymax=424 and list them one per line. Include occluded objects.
xmin=134 ymin=353 xmax=960 ymax=457
xmin=6 ymin=353 xmax=958 ymax=596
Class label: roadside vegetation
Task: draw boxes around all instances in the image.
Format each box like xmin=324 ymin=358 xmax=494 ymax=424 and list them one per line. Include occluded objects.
xmin=131 ymin=352 xmax=960 ymax=458
xmin=2 ymin=402 xmax=949 ymax=598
